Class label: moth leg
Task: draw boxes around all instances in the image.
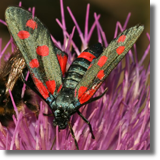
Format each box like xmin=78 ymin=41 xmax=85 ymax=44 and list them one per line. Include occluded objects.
xmin=67 ymin=121 xmax=79 ymax=150
xmin=21 ymin=74 xmax=46 ymax=102
xmin=43 ymin=113 xmax=54 ymax=117
xmin=77 ymin=110 xmax=95 ymax=139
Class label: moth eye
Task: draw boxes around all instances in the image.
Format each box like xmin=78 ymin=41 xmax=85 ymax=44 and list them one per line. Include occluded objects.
xmin=54 ymin=110 xmax=60 ymax=117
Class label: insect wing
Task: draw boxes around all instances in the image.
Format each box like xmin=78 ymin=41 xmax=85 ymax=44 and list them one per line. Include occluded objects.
xmin=75 ymin=25 xmax=144 ymax=105
xmin=5 ymin=7 xmax=63 ymax=99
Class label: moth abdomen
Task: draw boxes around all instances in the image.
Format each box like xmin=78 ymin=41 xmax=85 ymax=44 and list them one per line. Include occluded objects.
xmin=71 ymin=58 xmax=91 ymax=69
xmin=63 ymin=43 xmax=103 ymax=89
xmin=66 ymin=72 xmax=84 ymax=82
xmin=64 ymin=61 xmax=90 ymax=89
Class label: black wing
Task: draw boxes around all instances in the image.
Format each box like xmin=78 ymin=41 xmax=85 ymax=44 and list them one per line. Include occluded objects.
xmin=74 ymin=25 xmax=144 ymax=106
xmin=5 ymin=7 xmax=63 ymax=99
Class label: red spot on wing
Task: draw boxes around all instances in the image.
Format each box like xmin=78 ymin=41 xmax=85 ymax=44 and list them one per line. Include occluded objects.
xmin=18 ymin=30 xmax=30 ymax=39
xmin=79 ymin=88 xmax=96 ymax=104
xmin=29 ymin=59 xmax=39 ymax=68
xmin=118 ymin=35 xmax=126 ymax=43
xmin=116 ymin=46 xmax=125 ymax=55
xmin=46 ymin=80 xmax=56 ymax=95
xmin=78 ymin=86 xmax=87 ymax=99
xmin=36 ymin=45 xmax=49 ymax=56
xmin=97 ymin=56 xmax=108 ymax=67
xmin=26 ymin=19 xmax=37 ymax=30
xmin=33 ymin=76 xmax=49 ymax=99
xmin=57 ymin=54 xmax=68 ymax=75
xmin=97 ymin=70 xmax=105 ymax=80
xmin=57 ymin=84 xmax=62 ymax=93
xmin=78 ymin=52 xmax=96 ymax=62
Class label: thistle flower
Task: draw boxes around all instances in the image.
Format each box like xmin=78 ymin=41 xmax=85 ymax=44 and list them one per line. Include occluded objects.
xmin=0 ymin=0 xmax=150 ymax=150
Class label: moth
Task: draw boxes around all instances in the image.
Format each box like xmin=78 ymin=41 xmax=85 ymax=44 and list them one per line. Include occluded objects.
xmin=0 ymin=49 xmax=38 ymax=126
xmin=5 ymin=6 xmax=144 ymax=149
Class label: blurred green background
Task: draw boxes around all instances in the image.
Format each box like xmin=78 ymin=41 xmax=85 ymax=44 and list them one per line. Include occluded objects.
xmin=0 ymin=0 xmax=150 ymax=65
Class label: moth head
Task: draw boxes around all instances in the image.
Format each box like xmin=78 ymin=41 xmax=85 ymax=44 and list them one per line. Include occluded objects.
xmin=53 ymin=108 xmax=70 ymax=129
